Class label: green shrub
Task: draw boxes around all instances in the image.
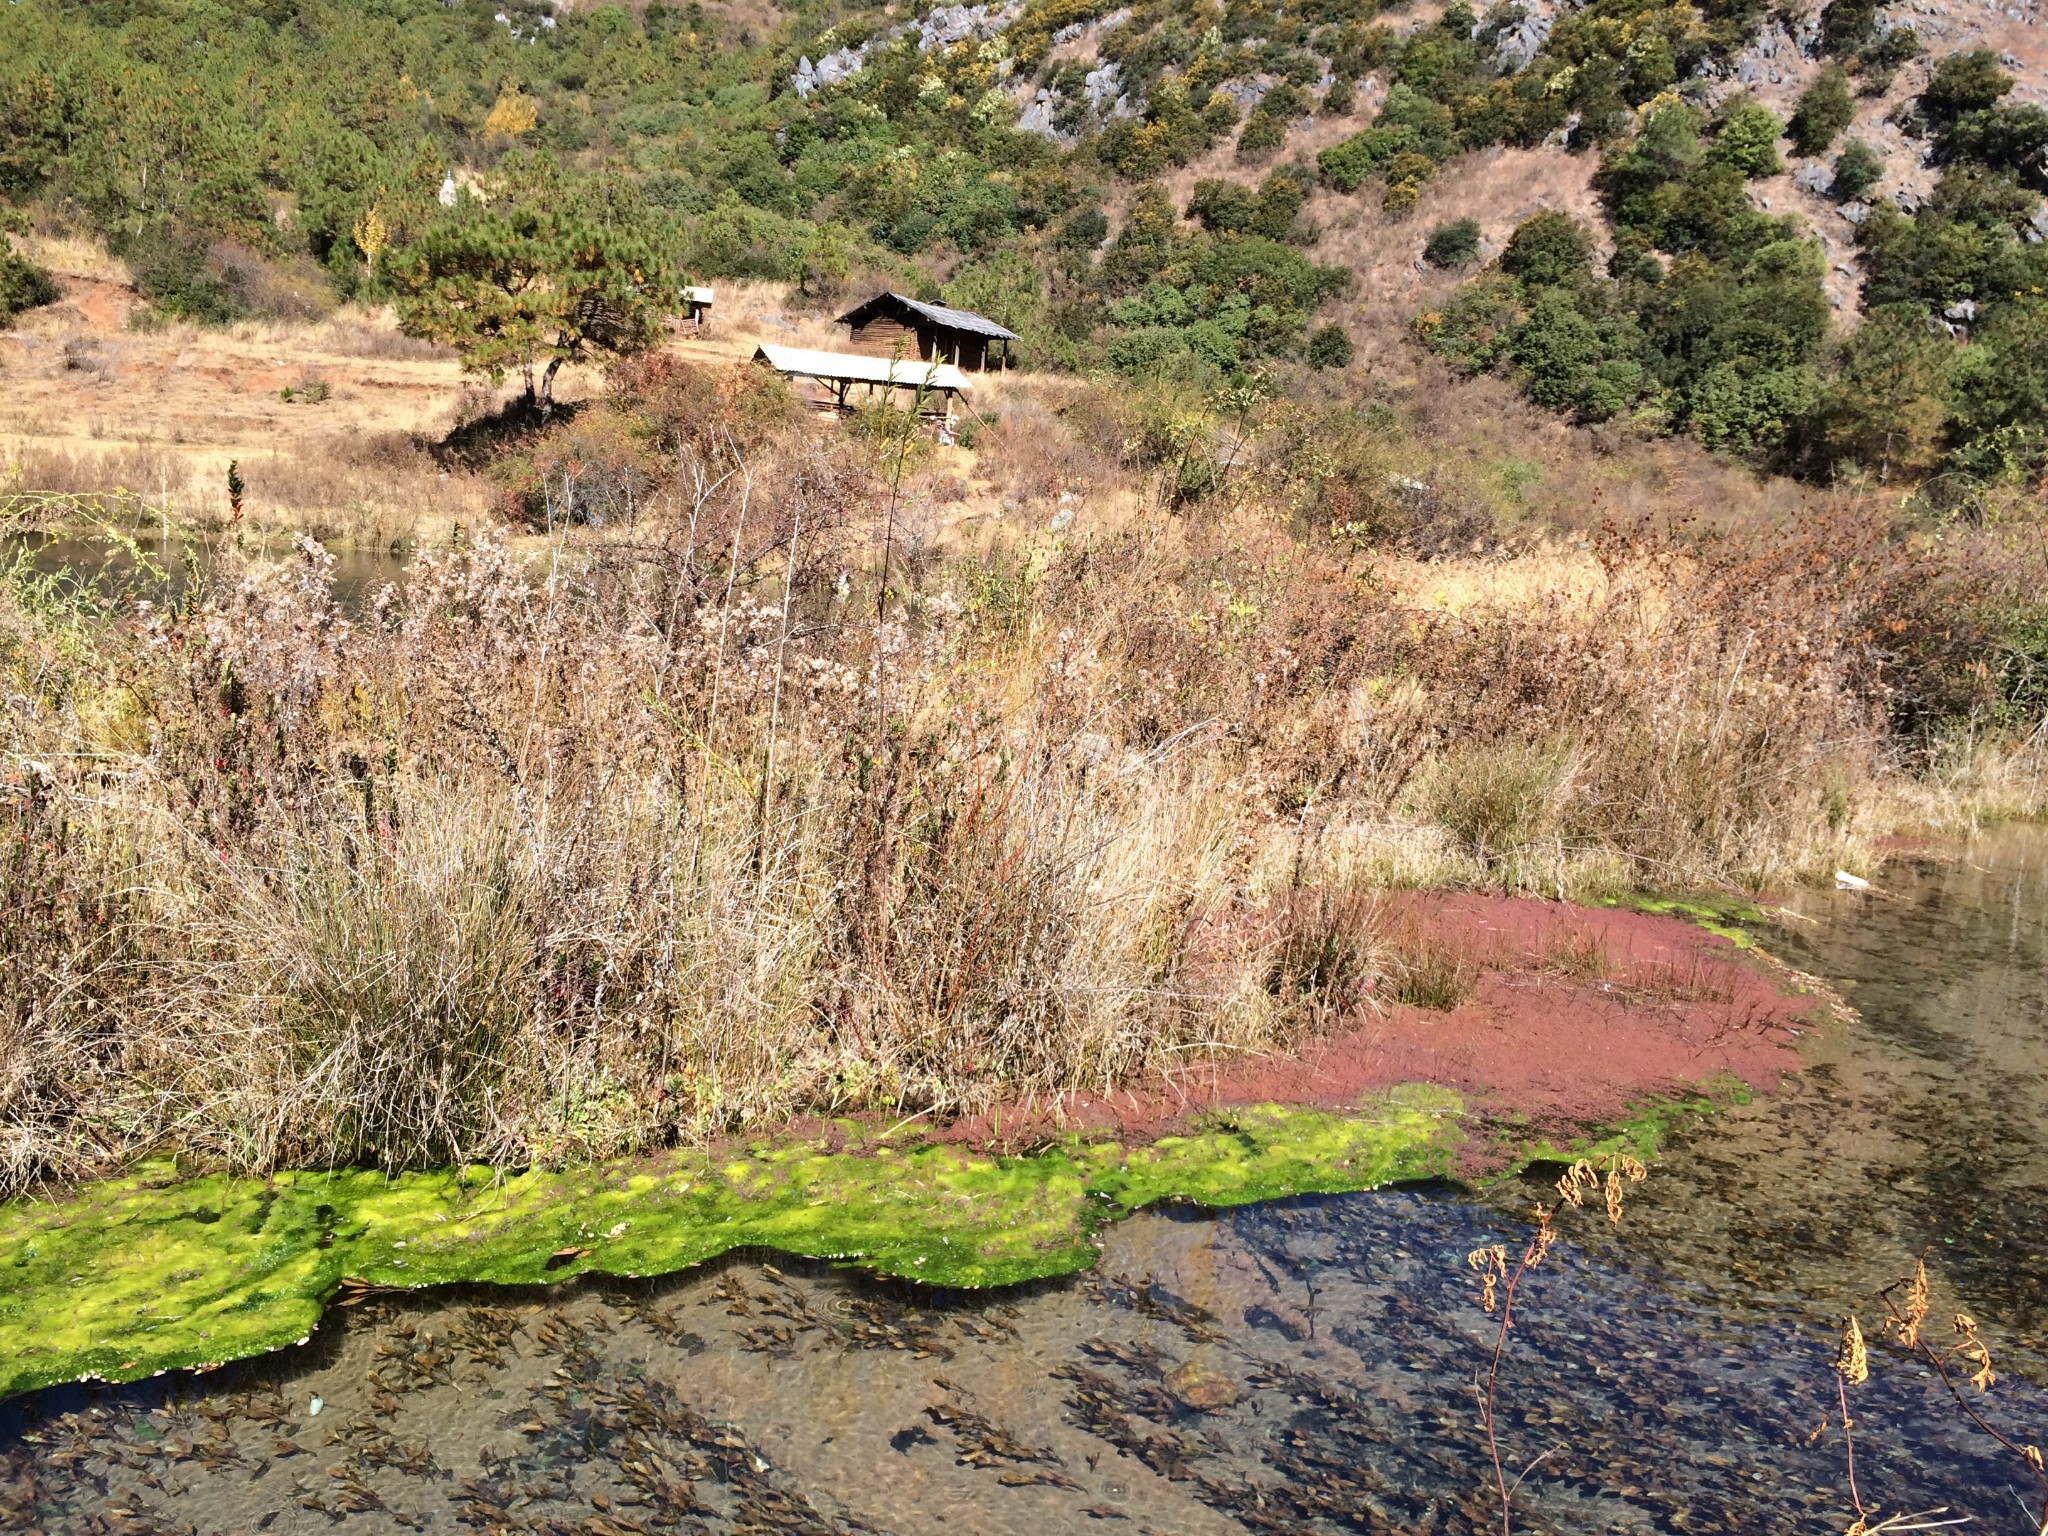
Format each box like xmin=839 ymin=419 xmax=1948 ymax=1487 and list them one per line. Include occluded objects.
xmin=1500 ymin=211 xmax=1594 ymax=286
xmin=1188 ymin=179 xmax=1258 ymax=233
xmin=1818 ymin=0 xmax=1879 ymax=57
xmin=1708 ymin=102 xmax=1785 ymax=179
xmin=1423 ymin=217 xmax=1481 ymax=268
xmin=120 ymin=224 xmax=241 ymax=326
xmin=1684 ymin=362 xmax=1824 ymax=454
xmin=1320 ymin=127 xmax=1408 ymax=191
xmin=1789 ymin=65 xmax=1855 ymax=157
xmin=1831 ymin=139 xmax=1885 ymax=201
xmin=0 ymin=245 xmax=58 ymax=323
xmin=1862 ymin=27 xmax=1923 ymax=76
xmin=1949 ymin=295 xmax=2048 ymax=480
xmin=1237 ymin=110 xmax=1288 ymax=158
xmin=1322 ymin=76 xmax=1356 ymax=116
xmin=1306 ymin=323 xmax=1354 ymax=368
xmin=1935 ymin=105 xmax=2048 ymax=178
xmin=1807 ymin=301 xmax=1953 ymax=480
xmin=1921 ymin=50 xmax=2014 ymax=125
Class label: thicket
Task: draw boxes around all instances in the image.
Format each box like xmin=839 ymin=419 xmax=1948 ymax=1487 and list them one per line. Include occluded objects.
xmin=1419 ymin=47 xmax=2048 ymax=490
xmin=1419 ymin=102 xmax=1827 ymax=450
xmin=4 ymin=356 xmax=2041 ymax=1194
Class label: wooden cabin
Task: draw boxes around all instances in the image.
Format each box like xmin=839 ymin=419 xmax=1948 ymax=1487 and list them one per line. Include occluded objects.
xmin=835 ymin=292 xmax=1018 ymax=372
xmin=681 ymin=285 xmax=714 ymax=329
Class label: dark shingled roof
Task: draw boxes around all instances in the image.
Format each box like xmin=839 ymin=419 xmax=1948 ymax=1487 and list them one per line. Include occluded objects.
xmin=835 ymin=292 xmax=1021 ymax=342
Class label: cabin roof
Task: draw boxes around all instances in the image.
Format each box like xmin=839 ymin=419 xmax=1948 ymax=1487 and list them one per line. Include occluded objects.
xmin=834 ymin=292 xmax=1020 ymax=342
xmin=753 ymin=344 xmax=974 ymax=393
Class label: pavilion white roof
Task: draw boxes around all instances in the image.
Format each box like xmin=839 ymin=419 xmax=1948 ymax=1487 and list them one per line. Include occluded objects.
xmin=753 ymin=344 xmax=973 ymax=393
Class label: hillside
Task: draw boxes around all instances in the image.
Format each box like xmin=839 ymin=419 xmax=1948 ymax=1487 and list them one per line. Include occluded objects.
xmin=0 ymin=0 xmax=2042 ymax=499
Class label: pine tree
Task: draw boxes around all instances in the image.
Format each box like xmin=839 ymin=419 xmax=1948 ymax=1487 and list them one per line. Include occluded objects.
xmin=389 ymin=205 xmax=668 ymax=417
xmin=1813 ymin=302 xmax=1952 ymax=482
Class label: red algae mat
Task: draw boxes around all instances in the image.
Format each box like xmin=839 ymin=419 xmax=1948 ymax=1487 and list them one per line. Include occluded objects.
xmin=946 ymin=895 xmax=1816 ymax=1162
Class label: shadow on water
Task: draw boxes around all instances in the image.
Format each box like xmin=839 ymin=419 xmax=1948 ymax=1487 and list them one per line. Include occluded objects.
xmin=5 ymin=833 xmax=2047 ymax=1533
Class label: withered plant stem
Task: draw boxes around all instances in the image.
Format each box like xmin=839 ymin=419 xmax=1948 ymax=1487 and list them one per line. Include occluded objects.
xmin=1875 ymin=1267 xmax=2048 ymax=1533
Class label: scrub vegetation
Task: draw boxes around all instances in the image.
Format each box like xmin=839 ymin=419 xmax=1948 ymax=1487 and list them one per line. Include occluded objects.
xmin=1 ymin=347 xmax=2045 ymax=1204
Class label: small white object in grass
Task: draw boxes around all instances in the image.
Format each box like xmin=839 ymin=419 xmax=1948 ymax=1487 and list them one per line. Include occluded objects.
xmin=307 ymin=1396 xmax=324 ymax=1417
xmin=1834 ymin=870 xmax=1872 ymax=891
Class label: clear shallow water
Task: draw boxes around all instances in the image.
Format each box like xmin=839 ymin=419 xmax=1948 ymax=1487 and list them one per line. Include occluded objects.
xmin=5 ymin=834 xmax=2047 ymax=1535
xmin=4 ymin=531 xmax=405 ymax=614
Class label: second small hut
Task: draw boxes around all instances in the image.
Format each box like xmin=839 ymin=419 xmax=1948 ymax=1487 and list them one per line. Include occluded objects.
xmin=836 ymin=293 xmax=1018 ymax=372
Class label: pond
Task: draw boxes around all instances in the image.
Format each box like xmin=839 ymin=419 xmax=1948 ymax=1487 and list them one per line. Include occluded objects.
xmin=3 ymin=530 xmax=407 ymax=615
xmin=5 ymin=831 xmax=2046 ymax=1534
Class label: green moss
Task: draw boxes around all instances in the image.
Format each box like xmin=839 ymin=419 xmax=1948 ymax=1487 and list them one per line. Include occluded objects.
xmin=1483 ymin=1075 xmax=1753 ymax=1172
xmin=1602 ymin=890 xmax=1767 ymax=946
xmin=0 ymin=1088 xmax=1462 ymax=1401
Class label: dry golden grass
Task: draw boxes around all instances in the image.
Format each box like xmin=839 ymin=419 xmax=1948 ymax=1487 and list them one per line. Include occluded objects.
xmin=0 ymin=286 xmax=517 ymax=545
xmin=1308 ymin=144 xmax=1609 ymax=325
xmin=6 ymin=230 xmax=132 ymax=285
xmin=6 ymin=358 xmax=2028 ymax=1193
xmin=0 ymin=285 xmax=2040 ymax=1195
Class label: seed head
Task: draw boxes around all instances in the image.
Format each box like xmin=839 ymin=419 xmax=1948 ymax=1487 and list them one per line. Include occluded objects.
xmin=1952 ymin=1313 xmax=1996 ymax=1392
xmin=1836 ymin=1315 xmax=1869 ymax=1385
xmin=1886 ymin=1256 xmax=1930 ymax=1349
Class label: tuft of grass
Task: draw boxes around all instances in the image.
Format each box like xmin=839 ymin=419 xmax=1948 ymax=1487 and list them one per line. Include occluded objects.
xmin=1387 ymin=927 xmax=1481 ymax=1011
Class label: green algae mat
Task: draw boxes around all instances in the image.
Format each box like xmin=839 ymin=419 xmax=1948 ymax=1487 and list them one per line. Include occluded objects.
xmin=0 ymin=1090 xmax=1464 ymax=1401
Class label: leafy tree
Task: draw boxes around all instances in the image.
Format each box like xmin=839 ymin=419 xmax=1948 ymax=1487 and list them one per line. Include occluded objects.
xmin=1831 ymin=140 xmax=1885 ymax=201
xmin=1707 ymin=102 xmax=1785 ymax=179
xmin=1424 ymin=217 xmax=1482 ymax=268
xmin=1501 ymin=211 xmax=1594 ymax=286
xmin=1935 ymin=104 xmax=2048 ymax=184
xmin=1921 ymin=50 xmax=2014 ymax=125
xmin=942 ymin=252 xmax=1048 ymax=358
xmin=1859 ymin=26 xmax=1923 ymax=91
xmin=1188 ymin=179 xmax=1259 ymax=234
xmin=1237 ymin=108 xmax=1288 ymax=158
xmin=1818 ymin=0 xmax=1879 ymax=57
xmin=391 ymin=207 xmax=668 ymax=415
xmin=1789 ymin=65 xmax=1855 ymax=157
xmin=1188 ymin=172 xmax=1305 ymax=240
xmin=1684 ymin=361 xmax=1823 ymax=454
xmin=1857 ymin=166 xmax=2048 ymax=312
xmin=1949 ymin=295 xmax=2048 ymax=481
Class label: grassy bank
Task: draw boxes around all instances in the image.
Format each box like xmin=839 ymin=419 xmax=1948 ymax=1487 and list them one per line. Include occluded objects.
xmin=1 ymin=354 xmax=2044 ymax=1203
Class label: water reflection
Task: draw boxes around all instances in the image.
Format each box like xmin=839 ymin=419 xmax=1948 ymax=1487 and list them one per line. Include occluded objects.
xmin=4 ymin=834 xmax=2046 ymax=1534
xmin=4 ymin=530 xmax=407 ymax=615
